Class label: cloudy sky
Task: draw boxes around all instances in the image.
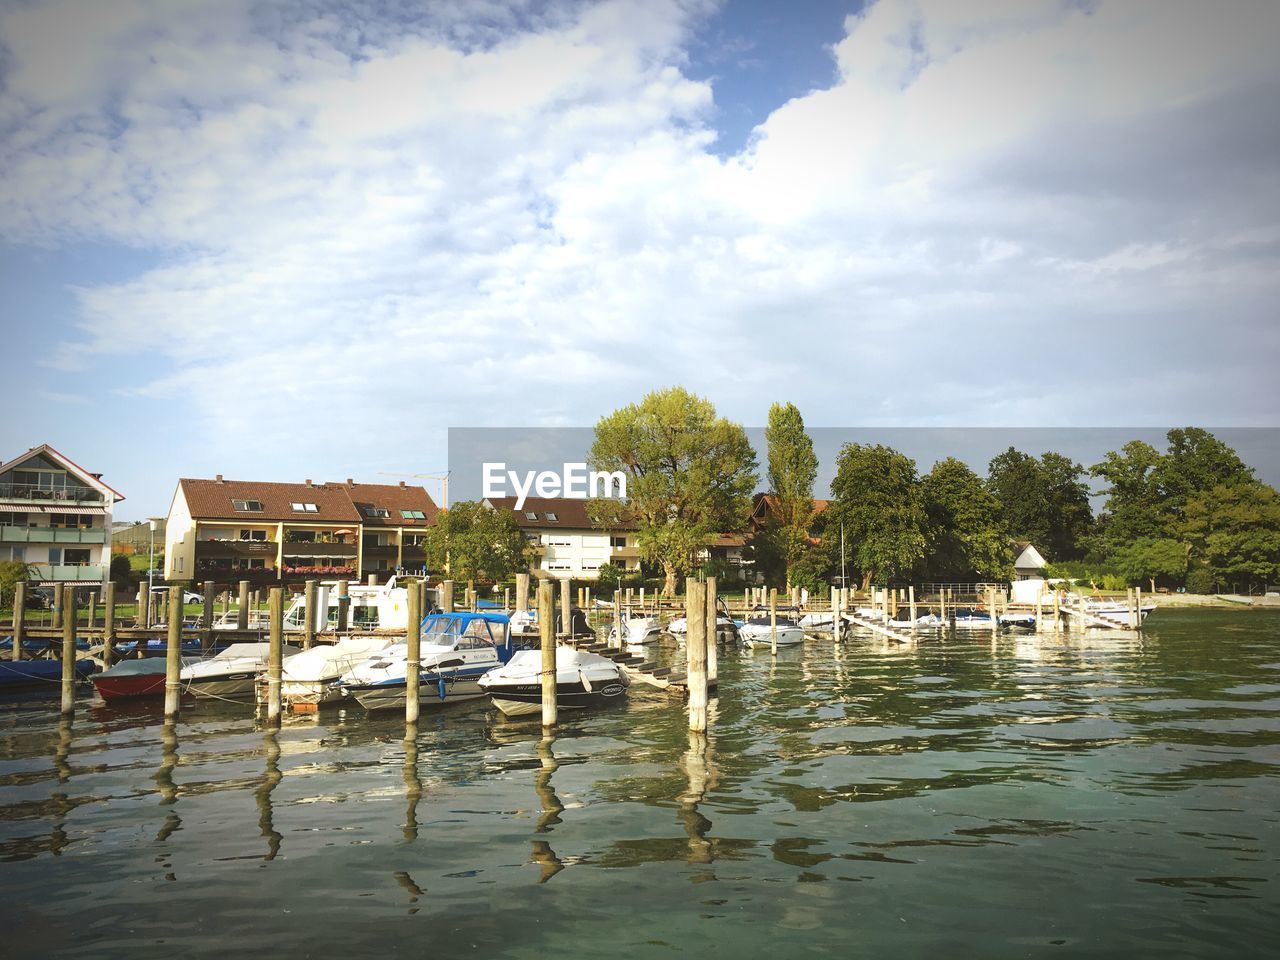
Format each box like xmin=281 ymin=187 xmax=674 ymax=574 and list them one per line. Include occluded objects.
xmin=2 ymin=0 xmax=1278 ymax=520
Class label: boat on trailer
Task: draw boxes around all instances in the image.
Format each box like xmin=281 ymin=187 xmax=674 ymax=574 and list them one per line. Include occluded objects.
xmin=337 ymin=612 xmax=513 ymax=712
xmin=478 ymin=646 xmax=629 ymax=717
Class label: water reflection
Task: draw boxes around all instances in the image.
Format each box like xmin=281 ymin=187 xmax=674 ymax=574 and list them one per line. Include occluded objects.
xmin=679 ymin=730 xmax=712 ymax=868
xmin=256 ymin=730 xmax=282 ymax=860
xmin=154 ymin=720 xmax=180 ymax=842
xmin=49 ymin=718 xmax=73 ymax=857
xmin=531 ymin=734 xmax=564 ymax=882
xmin=403 ymin=722 xmax=421 ymax=842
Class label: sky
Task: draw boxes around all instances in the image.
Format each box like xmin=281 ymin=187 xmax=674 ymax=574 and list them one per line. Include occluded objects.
xmin=1 ymin=0 xmax=1278 ymax=521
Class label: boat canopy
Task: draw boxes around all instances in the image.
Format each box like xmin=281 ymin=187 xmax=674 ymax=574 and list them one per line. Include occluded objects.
xmin=419 ymin=611 xmax=512 ymax=652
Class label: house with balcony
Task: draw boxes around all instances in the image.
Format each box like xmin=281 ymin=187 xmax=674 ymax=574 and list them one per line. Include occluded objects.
xmin=0 ymin=444 xmax=123 ymax=588
xmin=164 ymin=475 xmax=440 ymax=585
xmin=165 ymin=476 xmax=365 ymax=584
xmin=345 ymin=480 xmax=439 ymax=580
xmin=483 ymin=496 xmax=639 ymax=580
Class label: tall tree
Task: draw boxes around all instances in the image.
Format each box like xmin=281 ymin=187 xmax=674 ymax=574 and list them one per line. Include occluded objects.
xmin=1181 ymin=481 xmax=1280 ymax=590
xmin=987 ymin=447 xmax=1092 ymax=560
xmin=589 ymin=387 xmax=758 ymax=595
xmin=827 ymin=443 xmax=925 ymax=588
xmin=764 ymin=402 xmax=818 ymax=587
xmin=1091 ymin=439 xmax=1165 ymax=546
xmin=421 ymin=501 xmax=531 ymax=584
xmin=921 ymin=458 xmax=1012 ymax=580
xmin=1155 ymin=427 xmax=1254 ymax=520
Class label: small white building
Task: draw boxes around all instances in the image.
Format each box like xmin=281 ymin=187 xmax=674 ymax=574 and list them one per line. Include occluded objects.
xmin=0 ymin=444 xmax=123 ymax=590
xmin=1013 ymin=542 xmax=1048 ymax=580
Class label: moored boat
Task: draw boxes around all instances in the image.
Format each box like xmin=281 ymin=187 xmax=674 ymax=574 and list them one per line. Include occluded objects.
xmin=0 ymin=657 xmax=96 ymax=691
xmin=738 ymin=607 xmax=806 ymax=647
xmin=337 ymin=612 xmax=513 ymax=712
xmin=180 ymin=641 xmax=303 ymax=700
xmin=478 ymin=646 xmax=629 ymax=717
xmin=263 ymin=635 xmax=398 ymax=709
xmin=93 ymin=656 xmax=198 ymax=701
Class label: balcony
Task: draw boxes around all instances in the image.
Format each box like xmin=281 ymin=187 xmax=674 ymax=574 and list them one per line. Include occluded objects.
xmin=0 ymin=482 xmax=102 ymax=505
xmin=281 ymin=541 xmax=357 ymax=559
xmin=0 ymin=527 xmax=106 ymax=544
xmin=362 ymin=543 xmax=398 ymax=557
xmin=197 ymin=540 xmax=278 ymax=560
xmin=611 ymin=546 xmax=640 ymax=559
xmin=27 ymin=564 xmax=106 ymax=582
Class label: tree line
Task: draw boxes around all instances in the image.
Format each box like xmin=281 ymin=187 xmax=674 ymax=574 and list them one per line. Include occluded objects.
xmin=416 ymin=386 xmax=1280 ymax=596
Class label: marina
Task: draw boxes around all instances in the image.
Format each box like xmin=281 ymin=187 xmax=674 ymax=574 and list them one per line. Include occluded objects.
xmin=1 ymin=608 xmax=1276 ymax=958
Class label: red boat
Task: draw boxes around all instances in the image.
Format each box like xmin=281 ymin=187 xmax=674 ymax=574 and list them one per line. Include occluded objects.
xmin=92 ymin=658 xmax=188 ymax=701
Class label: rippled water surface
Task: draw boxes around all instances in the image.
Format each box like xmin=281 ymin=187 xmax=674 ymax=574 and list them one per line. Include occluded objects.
xmin=3 ymin=609 xmax=1278 ymax=958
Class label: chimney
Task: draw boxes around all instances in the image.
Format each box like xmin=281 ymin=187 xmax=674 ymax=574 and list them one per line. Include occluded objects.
xmin=346 ymin=478 xmax=354 ymax=486
xmin=305 ymin=479 xmax=312 ymax=487
xmin=399 ymin=480 xmax=406 ymax=487
xmin=215 ymin=474 xmax=223 ymax=483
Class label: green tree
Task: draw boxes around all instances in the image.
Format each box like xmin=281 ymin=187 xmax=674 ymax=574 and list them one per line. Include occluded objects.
xmin=1156 ymin=427 xmax=1254 ymax=519
xmin=0 ymin=559 xmax=30 ymax=611
xmin=422 ymin=501 xmax=531 ymax=584
xmin=1182 ymin=481 xmax=1280 ymax=590
xmin=110 ymin=553 xmax=133 ymax=590
xmin=764 ymin=402 xmax=818 ymax=587
xmin=987 ymin=447 xmax=1092 ymax=560
xmin=1109 ymin=537 xmax=1188 ymax=591
xmin=827 ymin=443 xmax=925 ymax=588
xmin=921 ymin=457 xmax=1012 ymax=580
xmin=589 ymin=387 xmax=758 ymax=595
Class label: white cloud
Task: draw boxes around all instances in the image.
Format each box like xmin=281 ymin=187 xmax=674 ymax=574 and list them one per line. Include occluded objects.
xmin=2 ymin=0 xmax=1279 ymax=488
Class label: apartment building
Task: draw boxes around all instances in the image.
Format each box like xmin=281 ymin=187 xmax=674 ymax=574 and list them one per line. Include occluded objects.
xmin=483 ymin=496 xmax=639 ymax=580
xmin=164 ymin=476 xmax=437 ymax=584
xmin=0 ymin=444 xmax=123 ymax=588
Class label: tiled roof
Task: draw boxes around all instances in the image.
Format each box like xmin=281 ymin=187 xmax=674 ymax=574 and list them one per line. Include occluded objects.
xmin=485 ymin=496 xmax=638 ymax=530
xmin=341 ymin=481 xmax=439 ymax=527
xmin=180 ymin=478 xmax=363 ymax=523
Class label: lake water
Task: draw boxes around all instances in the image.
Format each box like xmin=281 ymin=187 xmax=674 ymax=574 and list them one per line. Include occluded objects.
xmin=2 ymin=609 xmax=1278 ymax=959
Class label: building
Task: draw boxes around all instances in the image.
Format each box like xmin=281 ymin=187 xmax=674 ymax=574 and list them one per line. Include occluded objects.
xmin=483 ymin=496 xmax=639 ymax=580
xmin=1013 ymin=542 xmax=1048 ymax=579
xmin=747 ymin=493 xmax=831 ymax=536
xmin=163 ymin=476 xmax=437 ymax=585
xmin=0 ymin=444 xmax=123 ymax=589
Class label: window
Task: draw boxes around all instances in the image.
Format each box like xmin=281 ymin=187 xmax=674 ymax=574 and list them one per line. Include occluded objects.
xmin=400 ymin=509 xmax=426 ymax=520
xmin=64 ymin=548 xmax=91 ymax=565
xmin=363 ymin=507 xmax=389 ymax=519
xmin=610 ymin=536 xmax=627 ymax=548
xmin=524 ymin=511 xmax=538 ymax=520
xmin=548 ymin=539 xmax=572 ymax=547
xmin=291 ymin=502 xmax=318 ymax=513
xmin=239 ymin=529 xmax=267 ymax=541
xmin=48 ymin=548 xmax=62 ymax=564
xmin=232 ymin=499 xmax=263 ymax=512
xmin=0 ymin=512 xmax=24 ymax=527
xmin=545 ymin=512 xmax=558 ymax=522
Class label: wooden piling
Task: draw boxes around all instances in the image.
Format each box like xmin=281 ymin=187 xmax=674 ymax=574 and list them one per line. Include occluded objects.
xmin=53 ymin=584 xmax=63 ymax=630
xmin=103 ymin=582 xmax=116 ymax=665
xmin=10 ymin=582 xmax=25 ymax=662
xmin=559 ymin=578 xmax=571 ymax=638
xmin=908 ymin=585 xmax=917 ymax=633
xmin=705 ymin=576 xmax=718 ymax=688
xmin=405 ymin=579 xmax=421 ymax=725
xmin=769 ymin=586 xmax=778 ymax=656
xmin=1135 ymin=586 xmax=1142 ymax=630
xmin=539 ymin=581 xmax=556 ymax=728
xmin=303 ymin=580 xmax=318 ymax=650
xmin=86 ymin=590 xmax=97 ymax=630
xmin=613 ymin=591 xmax=623 ymax=649
xmin=988 ymin=587 xmax=999 ymax=635
xmin=336 ymin=580 xmax=350 ymax=633
xmin=266 ymin=587 xmax=283 ymax=725
xmin=687 ymin=578 xmax=707 ymax=732
xmin=202 ymin=580 xmax=216 ymax=652
xmin=237 ymin=580 xmax=250 ymax=630
xmin=503 ymin=587 xmax=510 ymax=613
xmin=164 ymin=586 xmax=182 ymax=719
xmin=1035 ymin=589 xmax=1044 ymax=632
xmin=60 ymin=585 xmax=77 ymax=716
xmin=442 ymin=579 xmax=454 ymax=614
xmin=515 ymin=573 xmax=529 ymax=614
xmin=1053 ymin=590 xmax=1061 ymax=632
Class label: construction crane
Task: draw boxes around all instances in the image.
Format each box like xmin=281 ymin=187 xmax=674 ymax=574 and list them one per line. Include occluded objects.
xmin=378 ymin=470 xmax=450 ymax=510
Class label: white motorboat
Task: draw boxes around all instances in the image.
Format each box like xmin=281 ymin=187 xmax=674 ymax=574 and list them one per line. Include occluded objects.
xmin=337 ymin=612 xmax=512 ymax=712
xmin=668 ymin=614 xmax=737 ymax=643
xmin=1069 ymin=594 xmax=1156 ymax=627
xmin=478 ymin=647 xmax=629 ymax=717
xmin=608 ymin=615 xmax=662 ymax=645
xmin=738 ymin=608 xmax=806 ymax=647
xmin=261 ymin=635 xmax=398 ymax=709
xmin=180 ymin=641 xmax=303 ymax=700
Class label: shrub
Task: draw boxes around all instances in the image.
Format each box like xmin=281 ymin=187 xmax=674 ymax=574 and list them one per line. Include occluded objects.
xmin=1185 ymin=566 xmax=1217 ymax=595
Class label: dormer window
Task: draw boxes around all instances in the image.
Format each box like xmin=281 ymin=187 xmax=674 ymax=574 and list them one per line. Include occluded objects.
xmin=364 ymin=507 xmax=389 ymax=518
xmin=232 ymin=499 xmax=263 ymax=512
xmin=291 ymin=502 xmax=318 ymax=512
xmin=524 ymin=511 xmax=538 ymax=520
xmin=400 ymin=509 xmax=426 ymax=520
xmin=545 ymin=512 xmax=558 ymax=522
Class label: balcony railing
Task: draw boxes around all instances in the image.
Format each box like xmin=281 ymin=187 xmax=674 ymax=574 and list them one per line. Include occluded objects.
xmin=0 ymin=482 xmax=102 ymax=504
xmin=27 ymin=564 xmax=106 ymax=582
xmin=0 ymin=527 xmax=106 ymax=544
